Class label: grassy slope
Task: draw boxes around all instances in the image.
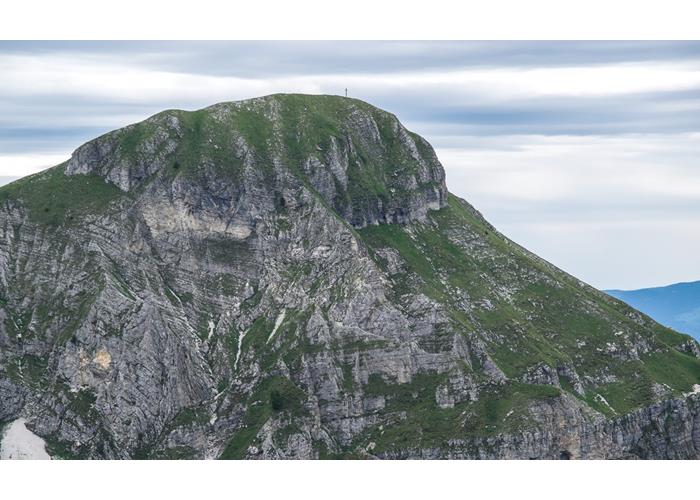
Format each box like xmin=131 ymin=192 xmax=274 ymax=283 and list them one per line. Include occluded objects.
xmin=358 ymin=194 xmax=700 ymax=421
xmin=0 ymin=163 xmax=122 ymax=226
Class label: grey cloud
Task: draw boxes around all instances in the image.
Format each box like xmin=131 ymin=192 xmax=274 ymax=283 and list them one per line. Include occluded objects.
xmin=374 ymin=89 xmax=700 ymax=138
xmin=2 ymin=41 xmax=699 ymax=77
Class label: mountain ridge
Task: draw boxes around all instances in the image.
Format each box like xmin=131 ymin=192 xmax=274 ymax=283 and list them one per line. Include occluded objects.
xmin=0 ymin=94 xmax=699 ymax=459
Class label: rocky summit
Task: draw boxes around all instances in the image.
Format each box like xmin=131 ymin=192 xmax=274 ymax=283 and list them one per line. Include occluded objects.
xmin=1 ymin=94 xmax=699 ymax=459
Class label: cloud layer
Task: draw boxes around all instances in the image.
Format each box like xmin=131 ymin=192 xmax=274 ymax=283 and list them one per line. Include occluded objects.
xmin=1 ymin=41 xmax=698 ymax=289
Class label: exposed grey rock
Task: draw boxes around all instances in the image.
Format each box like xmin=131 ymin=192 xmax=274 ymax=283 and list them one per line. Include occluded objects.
xmin=0 ymin=94 xmax=698 ymax=460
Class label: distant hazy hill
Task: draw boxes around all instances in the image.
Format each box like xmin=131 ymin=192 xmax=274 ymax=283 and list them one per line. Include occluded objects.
xmin=607 ymin=281 xmax=700 ymax=341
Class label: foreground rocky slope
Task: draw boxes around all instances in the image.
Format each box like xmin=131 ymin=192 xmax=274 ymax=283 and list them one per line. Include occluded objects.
xmin=0 ymin=94 xmax=699 ymax=459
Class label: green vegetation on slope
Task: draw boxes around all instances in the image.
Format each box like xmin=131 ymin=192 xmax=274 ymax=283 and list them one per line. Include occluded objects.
xmin=220 ymin=376 xmax=307 ymax=459
xmin=0 ymin=164 xmax=122 ymax=225
xmin=331 ymin=374 xmax=561 ymax=456
xmin=358 ymin=193 xmax=700 ymax=418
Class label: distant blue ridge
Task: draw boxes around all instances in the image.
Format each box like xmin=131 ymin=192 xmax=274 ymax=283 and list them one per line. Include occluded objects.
xmin=605 ymin=280 xmax=700 ymax=341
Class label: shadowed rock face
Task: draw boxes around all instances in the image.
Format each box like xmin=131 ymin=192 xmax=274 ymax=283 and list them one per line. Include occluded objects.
xmin=0 ymin=94 xmax=699 ymax=459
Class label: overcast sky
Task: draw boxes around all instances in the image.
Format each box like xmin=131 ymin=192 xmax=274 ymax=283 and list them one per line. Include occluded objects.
xmin=1 ymin=41 xmax=699 ymax=290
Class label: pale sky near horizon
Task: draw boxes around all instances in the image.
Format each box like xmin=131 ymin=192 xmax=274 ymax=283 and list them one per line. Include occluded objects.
xmin=1 ymin=41 xmax=699 ymax=290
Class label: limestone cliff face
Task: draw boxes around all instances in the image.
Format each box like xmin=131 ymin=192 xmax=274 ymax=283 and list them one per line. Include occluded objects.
xmin=0 ymin=94 xmax=699 ymax=459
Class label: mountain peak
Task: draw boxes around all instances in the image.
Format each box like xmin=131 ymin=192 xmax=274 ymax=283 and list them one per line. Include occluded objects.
xmin=1 ymin=95 xmax=699 ymax=460
xmin=63 ymin=93 xmax=447 ymax=228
